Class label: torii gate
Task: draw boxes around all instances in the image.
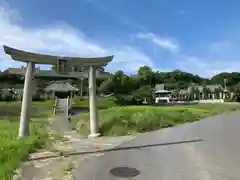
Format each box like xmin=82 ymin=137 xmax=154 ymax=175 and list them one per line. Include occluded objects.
xmin=3 ymin=45 xmax=113 ymax=138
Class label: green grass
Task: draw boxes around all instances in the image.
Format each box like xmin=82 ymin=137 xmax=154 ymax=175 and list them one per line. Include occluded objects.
xmin=0 ymin=101 xmax=53 ymax=118
xmin=0 ymin=98 xmax=116 ymax=109
xmin=0 ymin=113 xmax=50 ymax=180
xmin=0 ymin=101 xmax=20 ymax=106
xmin=73 ymin=103 xmax=240 ymax=136
xmin=0 ymin=100 xmax=53 ymax=108
xmin=31 ymin=100 xmax=53 ymax=108
xmin=72 ymin=97 xmax=118 ymax=109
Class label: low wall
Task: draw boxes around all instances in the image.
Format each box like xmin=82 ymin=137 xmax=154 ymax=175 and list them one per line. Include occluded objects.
xmin=198 ymin=99 xmax=224 ymax=103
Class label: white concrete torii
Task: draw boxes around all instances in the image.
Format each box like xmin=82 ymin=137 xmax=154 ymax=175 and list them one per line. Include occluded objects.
xmin=3 ymin=45 xmax=113 ymax=139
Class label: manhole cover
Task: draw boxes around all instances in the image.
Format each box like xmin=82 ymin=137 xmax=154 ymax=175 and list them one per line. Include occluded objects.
xmin=109 ymin=167 xmax=140 ymax=178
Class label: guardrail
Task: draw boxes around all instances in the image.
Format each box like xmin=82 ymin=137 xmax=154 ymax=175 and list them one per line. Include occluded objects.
xmin=66 ymin=96 xmax=73 ymax=123
xmin=52 ymin=97 xmax=58 ymax=115
xmin=66 ymin=96 xmax=69 ymax=117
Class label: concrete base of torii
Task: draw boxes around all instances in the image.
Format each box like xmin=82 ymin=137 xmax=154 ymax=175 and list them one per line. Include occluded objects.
xmin=88 ymin=133 xmax=101 ymax=138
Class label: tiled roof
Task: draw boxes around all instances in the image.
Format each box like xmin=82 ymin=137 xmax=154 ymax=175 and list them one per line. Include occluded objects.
xmin=154 ymin=89 xmax=171 ymax=93
xmin=155 ymin=84 xmax=165 ymax=90
xmin=5 ymin=68 xmax=110 ymax=79
xmin=44 ymin=81 xmax=79 ymax=92
xmin=3 ymin=45 xmax=113 ymax=66
xmin=179 ymin=89 xmax=189 ymax=94
xmin=188 ymin=84 xmax=224 ymax=93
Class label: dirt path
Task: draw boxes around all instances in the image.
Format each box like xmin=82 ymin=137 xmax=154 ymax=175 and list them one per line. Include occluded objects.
xmin=13 ymin=115 xmax=134 ymax=180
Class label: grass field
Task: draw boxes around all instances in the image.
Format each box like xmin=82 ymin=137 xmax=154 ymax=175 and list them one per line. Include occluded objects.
xmin=72 ymin=97 xmax=118 ymax=109
xmin=0 ymin=101 xmax=19 ymax=105
xmin=73 ymin=103 xmax=240 ymax=136
xmin=0 ymin=100 xmax=54 ymax=107
xmin=0 ymin=97 xmax=117 ymax=109
xmin=0 ymin=112 xmax=50 ymax=180
xmin=31 ymin=100 xmax=53 ymax=107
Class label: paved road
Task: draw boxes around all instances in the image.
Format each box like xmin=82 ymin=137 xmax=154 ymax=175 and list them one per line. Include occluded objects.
xmin=73 ymin=111 xmax=240 ymax=180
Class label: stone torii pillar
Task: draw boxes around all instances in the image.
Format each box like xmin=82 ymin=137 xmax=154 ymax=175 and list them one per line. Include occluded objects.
xmin=19 ymin=62 xmax=35 ymax=137
xmin=80 ymin=77 xmax=84 ymax=98
xmin=88 ymin=66 xmax=99 ymax=138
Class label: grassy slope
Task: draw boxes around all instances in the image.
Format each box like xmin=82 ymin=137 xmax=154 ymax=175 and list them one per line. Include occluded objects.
xmin=73 ymin=103 xmax=240 ymax=136
xmin=0 ymin=112 xmax=50 ymax=180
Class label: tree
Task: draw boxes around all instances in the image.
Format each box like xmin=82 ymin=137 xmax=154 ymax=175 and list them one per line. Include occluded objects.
xmin=202 ymin=86 xmax=210 ymax=99
xmin=195 ymin=88 xmax=200 ymax=100
xmin=132 ymin=86 xmax=153 ymax=104
xmin=137 ymin=66 xmax=155 ymax=86
xmin=211 ymin=72 xmax=240 ymax=87
xmin=189 ymin=87 xmax=196 ymax=100
xmin=51 ymin=65 xmax=57 ymax=71
xmin=99 ymin=71 xmax=136 ymax=95
xmin=233 ymin=82 xmax=240 ymax=91
xmin=214 ymin=88 xmax=221 ymax=99
xmin=99 ymin=74 xmax=115 ymax=94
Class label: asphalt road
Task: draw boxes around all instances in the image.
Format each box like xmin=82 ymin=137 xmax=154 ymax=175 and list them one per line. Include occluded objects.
xmin=73 ymin=111 xmax=240 ymax=180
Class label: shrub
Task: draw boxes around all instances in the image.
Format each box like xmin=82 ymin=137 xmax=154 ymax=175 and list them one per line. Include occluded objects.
xmin=0 ymin=94 xmax=16 ymax=102
xmin=0 ymin=118 xmax=48 ymax=179
xmin=73 ymin=97 xmax=118 ymax=109
xmin=75 ymin=104 xmax=240 ymax=136
xmin=32 ymin=94 xmax=43 ymax=101
xmin=132 ymin=86 xmax=153 ymax=105
xmin=114 ymin=95 xmax=136 ymax=105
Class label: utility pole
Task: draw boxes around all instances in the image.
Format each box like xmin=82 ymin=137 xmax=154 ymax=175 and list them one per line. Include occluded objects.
xmin=80 ymin=78 xmax=84 ymax=98
xmin=224 ymin=78 xmax=228 ymax=91
xmin=223 ymin=78 xmax=228 ymax=99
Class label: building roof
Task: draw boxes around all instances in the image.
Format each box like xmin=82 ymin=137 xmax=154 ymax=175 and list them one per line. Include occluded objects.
xmin=188 ymin=84 xmax=224 ymax=93
xmin=3 ymin=45 xmax=113 ymax=66
xmin=155 ymin=84 xmax=165 ymax=91
xmin=5 ymin=67 xmax=110 ymax=79
xmin=179 ymin=89 xmax=189 ymax=94
xmin=154 ymin=89 xmax=171 ymax=93
xmin=14 ymin=88 xmax=23 ymax=94
xmin=44 ymin=81 xmax=79 ymax=92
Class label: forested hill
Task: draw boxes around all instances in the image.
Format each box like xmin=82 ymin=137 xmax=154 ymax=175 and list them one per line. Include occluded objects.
xmin=99 ymin=66 xmax=240 ymax=94
xmin=0 ymin=66 xmax=240 ymax=91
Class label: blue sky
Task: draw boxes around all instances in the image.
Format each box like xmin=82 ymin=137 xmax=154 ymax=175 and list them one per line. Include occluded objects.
xmin=0 ymin=0 xmax=240 ymax=77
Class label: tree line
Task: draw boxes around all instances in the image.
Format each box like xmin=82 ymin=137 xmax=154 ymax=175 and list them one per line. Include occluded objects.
xmin=98 ymin=66 xmax=240 ymax=94
xmin=1 ymin=66 xmax=240 ymax=103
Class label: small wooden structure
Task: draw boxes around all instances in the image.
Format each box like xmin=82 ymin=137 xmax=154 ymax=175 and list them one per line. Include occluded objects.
xmin=154 ymin=89 xmax=172 ymax=103
xmin=44 ymin=81 xmax=79 ymax=99
xmin=154 ymin=84 xmax=172 ymax=103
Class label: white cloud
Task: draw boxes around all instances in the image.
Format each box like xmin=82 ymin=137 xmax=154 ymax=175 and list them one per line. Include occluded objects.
xmin=0 ymin=1 xmax=155 ymax=73
xmin=106 ymin=46 xmax=154 ymax=72
xmin=171 ymin=10 xmax=185 ymax=16
xmin=208 ymin=40 xmax=232 ymax=55
xmin=2 ymin=1 xmax=239 ymax=78
xmin=134 ymin=31 xmax=240 ymax=77
xmin=136 ymin=32 xmax=179 ymax=52
xmin=176 ymin=55 xmax=240 ymax=78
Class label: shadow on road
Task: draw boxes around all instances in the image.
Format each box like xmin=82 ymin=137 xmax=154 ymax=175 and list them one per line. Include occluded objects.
xmin=110 ymin=138 xmax=204 ymax=151
xmin=30 ymin=139 xmax=204 ymax=161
